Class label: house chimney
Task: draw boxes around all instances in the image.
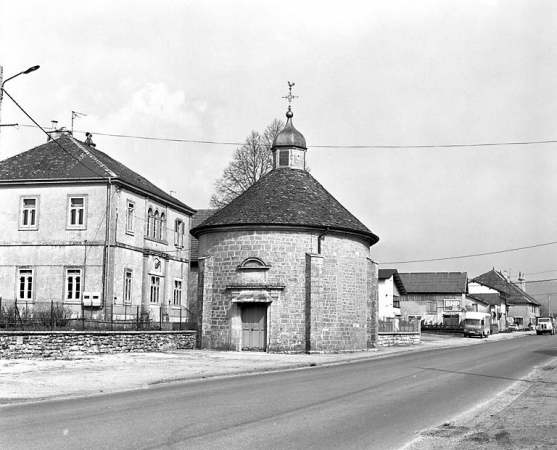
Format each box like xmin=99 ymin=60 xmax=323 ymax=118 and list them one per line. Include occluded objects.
xmin=85 ymin=132 xmax=96 ymax=147
xmin=47 ymin=125 xmax=72 ymax=141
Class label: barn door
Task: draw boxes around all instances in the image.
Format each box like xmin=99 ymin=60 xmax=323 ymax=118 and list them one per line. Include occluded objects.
xmin=241 ymin=304 xmax=267 ymax=351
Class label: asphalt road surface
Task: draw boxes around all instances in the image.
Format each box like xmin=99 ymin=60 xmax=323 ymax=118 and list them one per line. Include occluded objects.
xmin=2 ymin=335 xmax=556 ymax=450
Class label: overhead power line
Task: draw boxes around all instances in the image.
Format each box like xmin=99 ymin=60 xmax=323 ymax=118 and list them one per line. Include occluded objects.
xmin=381 ymin=240 xmax=557 ymax=265
xmin=15 ymin=123 xmax=557 ymax=149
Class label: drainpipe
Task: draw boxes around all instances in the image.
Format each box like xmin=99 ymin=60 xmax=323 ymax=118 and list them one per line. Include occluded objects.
xmin=317 ymin=228 xmax=330 ymax=254
xmin=103 ymin=178 xmax=113 ymax=320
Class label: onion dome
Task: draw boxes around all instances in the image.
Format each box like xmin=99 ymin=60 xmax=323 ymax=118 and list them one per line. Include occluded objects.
xmin=272 ymin=110 xmax=307 ymax=149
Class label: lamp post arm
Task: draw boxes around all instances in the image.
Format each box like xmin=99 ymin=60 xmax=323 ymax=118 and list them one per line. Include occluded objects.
xmin=1 ymin=65 xmax=40 ymax=89
xmin=0 ymin=88 xmax=49 ymax=139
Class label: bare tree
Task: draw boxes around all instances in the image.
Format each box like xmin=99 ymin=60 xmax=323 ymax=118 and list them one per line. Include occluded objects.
xmin=210 ymin=119 xmax=284 ymax=208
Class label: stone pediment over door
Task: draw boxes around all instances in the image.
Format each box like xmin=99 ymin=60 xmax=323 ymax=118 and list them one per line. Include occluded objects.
xmin=228 ymin=284 xmax=284 ymax=303
xmin=232 ymin=290 xmax=273 ymax=303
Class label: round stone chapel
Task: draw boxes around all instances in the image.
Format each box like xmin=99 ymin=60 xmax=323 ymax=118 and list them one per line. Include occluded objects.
xmin=190 ymin=107 xmax=380 ymax=353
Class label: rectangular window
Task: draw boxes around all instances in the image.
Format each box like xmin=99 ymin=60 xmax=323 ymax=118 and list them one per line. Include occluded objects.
xmin=18 ymin=268 xmax=34 ymax=301
xmin=126 ymin=201 xmax=135 ymax=233
xmin=124 ymin=270 xmax=133 ymax=304
xmin=174 ymin=219 xmax=185 ymax=248
xmin=20 ymin=197 xmax=39 ymax=229
xmin=150 ymin=275 xmax=160 ymax=303
xmin=426 ymin=301 xmax=437 ymax=313
xmin=66 ymin=268 xmax=82 ymax=302
xmin=68 ymin=196 xmax=87 ymax=229
xmin=279 ymin=150 xmax=289 ymax=166
xmin=393 ymin=296 xmax=400 ymax=308
xmin=173 ymin=279 xmax=182 ymax=306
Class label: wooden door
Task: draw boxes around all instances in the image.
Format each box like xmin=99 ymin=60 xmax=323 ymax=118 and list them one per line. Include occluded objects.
xmin=241 ymin=304 xmax=267 ymax=351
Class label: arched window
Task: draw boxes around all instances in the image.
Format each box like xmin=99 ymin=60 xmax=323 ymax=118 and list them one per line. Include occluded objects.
xmin=159 ymin=213 xmax=165 ymax=241
xmin=153 ymin=211 xmax=159 ymax=239
xmin=147 ymin=207 xmax=153 ymax=237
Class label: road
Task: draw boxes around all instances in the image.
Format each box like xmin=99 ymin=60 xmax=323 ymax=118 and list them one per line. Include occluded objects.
xmin=1 ymin=335 xmax=556 ymax=450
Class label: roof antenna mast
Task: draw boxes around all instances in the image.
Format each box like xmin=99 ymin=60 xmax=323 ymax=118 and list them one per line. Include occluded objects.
xmin=71 ymin=110 xmax=87 ymax=135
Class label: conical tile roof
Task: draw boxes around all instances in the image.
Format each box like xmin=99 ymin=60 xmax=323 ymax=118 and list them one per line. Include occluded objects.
xmin=191 ymin=167 xmax=379 ymax=245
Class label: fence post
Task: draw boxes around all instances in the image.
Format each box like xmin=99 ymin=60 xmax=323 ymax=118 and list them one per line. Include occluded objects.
xmin=0 ymin=297 xmax=2 ymax=328
xmin=159 ymin=305 xmax=162 ymax=330
xmin=179 ymin=307 xmax=182 ymax=331
xmin=15 ymin=300 xmax=24 ymax=331
xmin=111 ymin=303 xmax=114 ymax=331
xmin=137 ymin=305 xmax=140 ymax=331
xmin=50 ymin=300 xmax=54 ymax=331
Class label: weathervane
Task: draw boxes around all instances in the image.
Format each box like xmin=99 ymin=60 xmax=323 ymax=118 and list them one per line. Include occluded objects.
xmin=282 ymin=81 xmax=298 ymax=111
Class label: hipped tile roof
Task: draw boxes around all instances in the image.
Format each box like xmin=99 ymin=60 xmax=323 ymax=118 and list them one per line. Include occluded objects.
xmin=190 ymin=168 xmax=379 ymax=244
xmin=0 ymin=135 xmax=195 ymax=214
xmin=398 ymin=272 xmax=468 ymax=294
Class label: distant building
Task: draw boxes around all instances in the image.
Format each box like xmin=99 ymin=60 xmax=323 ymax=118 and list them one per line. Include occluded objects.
xmin=0 ymin=131 xmax=195 ymax=322
xmin=398 ymin=272 xmax=468 ymax=326
xmin=470 ymin=269 xmax=541 ymax=329
xmin=378 ymin=269 xmax=406 ymax=319
xmin=190 ymin=106 xmax=380 ymax=353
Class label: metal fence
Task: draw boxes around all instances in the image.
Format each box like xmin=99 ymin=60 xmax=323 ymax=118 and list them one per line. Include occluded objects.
xmin=0 ymin=298 xmax=196 ymax=332
xmin=378 ymin=317 xmax=421 ymax=333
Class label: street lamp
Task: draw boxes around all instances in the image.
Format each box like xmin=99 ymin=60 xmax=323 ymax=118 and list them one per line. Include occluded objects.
xmin=1 ymin=65 xmax=40 ymax=89
xmin=0 ymin=65 xmax=40 ymax=132
xmin=0 ymin=65 xmax=44 ymax=148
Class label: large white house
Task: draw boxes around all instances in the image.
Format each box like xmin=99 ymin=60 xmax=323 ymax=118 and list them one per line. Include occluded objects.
xmin=0 ymin=131 xmax=195 ymax=322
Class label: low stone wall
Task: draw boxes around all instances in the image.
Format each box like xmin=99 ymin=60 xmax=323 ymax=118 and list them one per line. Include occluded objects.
xmin=0 ymin=331 xmax=197 ymax=359
xmin=378 ymin=332 xmax=420 ymax=347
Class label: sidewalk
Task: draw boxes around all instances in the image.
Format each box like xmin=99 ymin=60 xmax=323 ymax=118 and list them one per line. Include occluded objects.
xmin=0 ymin=331 xmax=535 ymax=405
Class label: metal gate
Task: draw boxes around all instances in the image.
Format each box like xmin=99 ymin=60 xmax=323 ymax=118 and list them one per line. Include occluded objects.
xmin=241 ymin=303 xmax=267 ymax=351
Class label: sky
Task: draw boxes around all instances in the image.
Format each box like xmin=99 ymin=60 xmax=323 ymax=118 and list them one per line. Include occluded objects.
xmin=1 ymin=0 xmax=556 ymax=308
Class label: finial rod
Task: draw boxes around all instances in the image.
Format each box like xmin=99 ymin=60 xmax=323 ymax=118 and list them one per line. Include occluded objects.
xmin=282 ymin=81 xmax=298 ymax=111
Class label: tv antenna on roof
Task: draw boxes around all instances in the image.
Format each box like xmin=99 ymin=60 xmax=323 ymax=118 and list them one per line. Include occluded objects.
xmin=71 ymin=110 xmax=87 ymax=135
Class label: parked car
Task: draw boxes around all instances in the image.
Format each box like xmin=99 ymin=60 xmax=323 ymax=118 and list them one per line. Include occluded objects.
xmin=508 ymin=324 xmax=519 ymax=332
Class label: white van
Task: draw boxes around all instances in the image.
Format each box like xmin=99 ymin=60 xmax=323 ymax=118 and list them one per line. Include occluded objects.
xmin=463 ymin=312 xmax=491 ymax=338
xmin=536 ymin=317 xmax=555 ymax=335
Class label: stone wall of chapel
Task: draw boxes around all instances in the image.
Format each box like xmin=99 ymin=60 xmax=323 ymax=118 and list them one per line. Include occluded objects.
xmin=198 ymin=229 xmax=374 ymax=353
xmin=199 ymin=230 xmax=312 ymax=352
xmin=318 ymin=234 xmax=372 ymax=352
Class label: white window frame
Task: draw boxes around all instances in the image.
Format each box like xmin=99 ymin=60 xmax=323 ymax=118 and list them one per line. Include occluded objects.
xmin=19 ymin=196 xmax=39 ymax=230
xmin=124 ymin=269 xmax=133 ymax=304
xmin=126 ymin=200 xmax=135 ymax=234
xmin=150 ymin=275 xmax=161 ymax=303
xmin=67 ymin=195 xmax=87 ymax=229
xmin=65 ymin=268 xmax=83 ymax=303
xmin=17 ymin=268 xmax=34 ymax=301
xmin=173 ymin=279 xmax=182 ymax=306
